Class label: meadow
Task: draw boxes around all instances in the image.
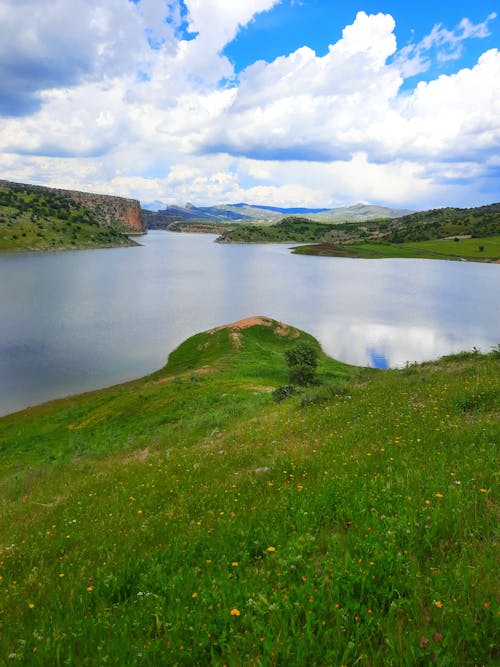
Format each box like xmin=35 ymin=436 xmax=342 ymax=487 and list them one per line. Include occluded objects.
xmin=293 ymin=236 xmax=500 ymax=262
xmin=0 ymin=318 xmax=498 ymax=665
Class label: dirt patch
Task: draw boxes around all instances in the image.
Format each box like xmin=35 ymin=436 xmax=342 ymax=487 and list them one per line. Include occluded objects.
xmin=230 ymin=331 xmax=242 ymax=348
xmin=275 ymin=323 xmax=300 ymax=338
xmin=210 ymin=316 xmax=298 ymax=337
xmin=210 ymin=316 xmax=274 ymax=332
xmin=152 ymin=365 xmax=212 ymax=385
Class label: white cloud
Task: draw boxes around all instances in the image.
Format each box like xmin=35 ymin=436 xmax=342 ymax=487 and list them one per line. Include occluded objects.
xmin=0 ymin=0 xmax=151 ymax=115
xmin=0 ymin=3 xmax=498 ymax=209
xmin=200 ymin=12 xmax=500 ymax=169
xmin=395 ymin=12 xmax=497 ymax=77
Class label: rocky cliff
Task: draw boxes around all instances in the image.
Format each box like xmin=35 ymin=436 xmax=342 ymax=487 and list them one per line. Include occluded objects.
xmin=0 ymin=179 xmax=146 ymax=233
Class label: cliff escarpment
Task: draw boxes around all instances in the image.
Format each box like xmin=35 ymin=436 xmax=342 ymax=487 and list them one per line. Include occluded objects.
xmin=0 ymin=179 xmax=145 ymax=233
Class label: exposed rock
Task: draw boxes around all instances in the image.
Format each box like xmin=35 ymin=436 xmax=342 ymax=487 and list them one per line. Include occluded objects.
xmin=0 ymin=179 xmax=146 ymax=233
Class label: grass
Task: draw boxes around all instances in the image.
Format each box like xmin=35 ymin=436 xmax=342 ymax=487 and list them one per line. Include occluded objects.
xmin=0 ymin=187 xmax=136 ymax=252
xmin=293 ymin=236 xmax=500 ymax=262
xmin=0 ymin=318 xmax=498 ymax=665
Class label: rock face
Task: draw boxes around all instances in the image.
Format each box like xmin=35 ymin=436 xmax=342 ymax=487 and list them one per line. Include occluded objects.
xmin=0 ymin=179 xmax=146 ymax=233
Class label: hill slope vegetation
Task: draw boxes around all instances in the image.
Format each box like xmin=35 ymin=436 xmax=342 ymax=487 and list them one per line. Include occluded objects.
xmin=0 ymin=318 xmax=498 ymax=665
xmin=218 ymin=204 xmax=500 ymax=262
xmin=0 ymin=184 xmax=139 ymax=252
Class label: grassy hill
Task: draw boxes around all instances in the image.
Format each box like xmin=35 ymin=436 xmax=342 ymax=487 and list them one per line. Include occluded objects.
xmin=0 ymin=186 xmax=138 ymax=252
xmin=219 ymin=205 xmax=500 ymax=262
xmin=0 ymin=318 xmax=498 ymax=665
xmin=384 ymin=203 xmax=500 ymax=243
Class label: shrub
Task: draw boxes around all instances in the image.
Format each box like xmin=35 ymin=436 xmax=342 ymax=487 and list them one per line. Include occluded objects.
xmin=272 ymin=385 xmax=298 ymax=403
xmin=300 ymin=382 xmax=349 ymax=407
xmin=285 ymin=342 xmax=319 ymax=386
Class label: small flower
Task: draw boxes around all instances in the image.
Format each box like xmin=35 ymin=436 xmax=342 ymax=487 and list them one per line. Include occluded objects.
xmin=480 ymin=488 xmax=487 ymax=493
xmin=28 ymin=603 xmax=35 ymax=609
xmin=231 ymin=562 xmax=238 ymax=567
xmin=425 ymin=500 xmax=431 ymax=505
xmin=435 ymin=493 xmax=444 ymax=498
xmin=86 ymin=586 xmax=94 ymax=592
xmin=266 ymin=546 xmax=276 ymax=552
xmin=434 ymin=600 xmax=443 ymax=608
xmin=59 ymin=573 xmax=65 ymax=578
xmin=484 ymin=602 xmax=490 ymax=608
xmin=192 ymin=592 xmax=198 ymax=598
xmin=230 ymin=608 xmax=240 ymax=616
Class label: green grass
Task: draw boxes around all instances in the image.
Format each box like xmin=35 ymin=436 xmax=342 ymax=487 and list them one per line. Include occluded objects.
xmin=293 ymin=236 xmax=500 ymax=262
xmin=217 ymin=217 xmax=343 ymax=244
xmin=0 ymin=319 xmax=498 ymax=665
xmin=0 ymin=187 xmax=136 ymax=252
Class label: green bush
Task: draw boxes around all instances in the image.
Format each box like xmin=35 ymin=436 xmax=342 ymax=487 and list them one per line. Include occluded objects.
xmin=285 ymin=342 xmax=319 ymax=386
xmin=272 ymin=385 xmax=298 ymax=403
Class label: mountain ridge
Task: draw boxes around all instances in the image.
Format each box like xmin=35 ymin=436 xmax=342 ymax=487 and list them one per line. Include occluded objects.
xmin=143 ymin=201 xmax=414 ymax=228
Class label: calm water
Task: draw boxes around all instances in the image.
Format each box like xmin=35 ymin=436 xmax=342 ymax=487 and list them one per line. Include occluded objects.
xmin=1 ymin=230 xmax=499 ymax=416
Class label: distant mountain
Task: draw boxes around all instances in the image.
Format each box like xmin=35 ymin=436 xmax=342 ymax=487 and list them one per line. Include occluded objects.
xmin=142 ymin=200 xmax=167 ymax=212
xmin=142 ymin=202 xmax=413 ymax=229
xmin=221 ymin=203 xmax=331 ymax=215
xmin=308 ymin=204 xmax=413 ymax=222
xmin=142 ymin=204 xmax=253 ymax=229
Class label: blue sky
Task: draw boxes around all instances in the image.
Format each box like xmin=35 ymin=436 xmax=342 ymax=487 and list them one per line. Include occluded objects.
xmin=225 ymin=0 xmax=499 ymax=78
xmin=0 ymin=0 xmax=499 ymax=209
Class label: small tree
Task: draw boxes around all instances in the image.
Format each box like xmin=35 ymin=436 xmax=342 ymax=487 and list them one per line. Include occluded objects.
xmin=285 ymin=342 xmax=318 ymax=386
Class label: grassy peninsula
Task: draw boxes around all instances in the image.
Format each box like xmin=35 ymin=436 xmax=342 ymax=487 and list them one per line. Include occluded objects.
xmin=217 ymin=204 xmax=500 ymax=262
xmin=0 ymin=318 xmax=498 ymax=665
xmin=0 ymin=186 xmax=137 ymax=252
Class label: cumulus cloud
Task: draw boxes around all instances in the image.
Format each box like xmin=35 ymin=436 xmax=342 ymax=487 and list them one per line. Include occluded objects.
xmin=0 ymin=3 xmax=498 ymax=208
xmin=0 ymin=0 xmax=153 ymax=116
xmin=199 ymin=11 xmax=500 ymax=169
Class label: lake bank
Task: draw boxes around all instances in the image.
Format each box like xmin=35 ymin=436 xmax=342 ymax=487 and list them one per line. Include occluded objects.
xmin=291 ymin=236 xmax=500 ymax=262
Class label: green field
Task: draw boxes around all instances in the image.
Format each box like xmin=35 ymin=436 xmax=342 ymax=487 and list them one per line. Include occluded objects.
xmin=0 ymin=187 xmax=136 ymax=252
xmin=0 ymin=318 xmax=498 ymax=665
xmin=293 ymin=236 xmax=500 ymax=262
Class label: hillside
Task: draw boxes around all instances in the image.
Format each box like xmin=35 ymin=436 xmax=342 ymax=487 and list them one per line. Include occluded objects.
xmin=0 ymin=180 xmax=145 ymax=252
xmin=381 ymin=203 xmax=500 ymax=242
xmin=0 ymin=318 xmax=498 ymax=665
xmin=219 ymin=205 xmax=500 ymax=262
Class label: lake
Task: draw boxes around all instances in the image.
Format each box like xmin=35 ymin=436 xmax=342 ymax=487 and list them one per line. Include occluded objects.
xmin=1 ymin=230 xmax=499 ymax=416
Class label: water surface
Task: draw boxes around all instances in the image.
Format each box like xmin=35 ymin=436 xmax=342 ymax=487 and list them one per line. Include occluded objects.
xmin=1 ymin=231 xmax=498 ymax=416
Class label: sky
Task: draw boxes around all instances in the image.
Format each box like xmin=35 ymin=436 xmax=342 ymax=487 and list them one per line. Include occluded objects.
xmin=0 ymin=0 xmax=499 ymax=209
